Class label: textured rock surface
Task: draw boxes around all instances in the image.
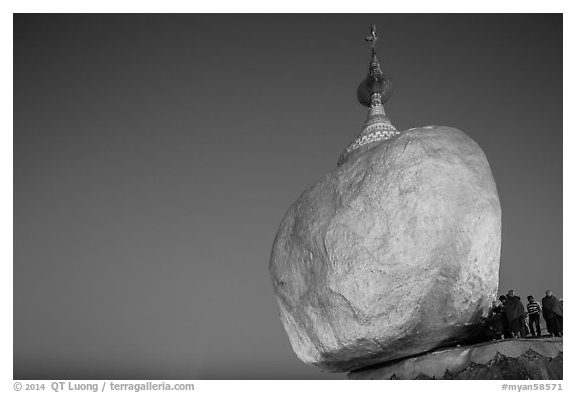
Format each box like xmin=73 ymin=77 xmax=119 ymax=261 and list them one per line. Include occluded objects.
xmin=270 ymin=126 xmax=501 ymax=372
xmin=348 ymin=338 xmax=563 ymax=380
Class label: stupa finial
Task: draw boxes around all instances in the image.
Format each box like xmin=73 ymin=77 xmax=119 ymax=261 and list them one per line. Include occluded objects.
xmin=337 ymin=25 xmax=400 ymax=166
xmin=365 ymin=24 xmax=378 ymax=51
xmin=359 ymin=24 xmax=391 ymax=107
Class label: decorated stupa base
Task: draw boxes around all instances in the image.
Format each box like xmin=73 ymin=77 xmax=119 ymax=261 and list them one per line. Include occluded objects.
xmin=337 ymin=95 xmax=400 ymax=166
xmin=347 ymin=338 xmax=563 ymax=380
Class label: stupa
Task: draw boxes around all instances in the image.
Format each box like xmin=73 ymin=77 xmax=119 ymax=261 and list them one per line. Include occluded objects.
xmin=338 ymin=25 xmax=399 ymax=166
xmin=270 ymin=25 xmax=502 ymax=373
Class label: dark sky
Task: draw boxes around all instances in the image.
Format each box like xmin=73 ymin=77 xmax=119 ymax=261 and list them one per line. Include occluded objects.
xmin=14 ymin=14 xmax=562 ymax=380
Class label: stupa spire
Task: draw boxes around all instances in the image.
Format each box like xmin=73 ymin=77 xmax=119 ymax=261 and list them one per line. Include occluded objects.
xmin=337 ymin=25 xmax=400 ymax=166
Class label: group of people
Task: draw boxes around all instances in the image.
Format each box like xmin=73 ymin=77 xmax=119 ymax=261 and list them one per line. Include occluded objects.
xmin=485 ymin=289 xmax=563 ymax=339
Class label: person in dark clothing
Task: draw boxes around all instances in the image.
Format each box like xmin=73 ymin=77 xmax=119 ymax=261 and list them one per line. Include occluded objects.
xmin=486 ymin=298 xmax=506 ymax=339
xmin=526 ymin=295 xmax=542 ymax=337
xmin=505 ymin=290 xmax=526 ymax=338
xmin=542 ymin=290 xmax=563 ymax=337
xmin=497 ymin=295 xmax=512 ymax=338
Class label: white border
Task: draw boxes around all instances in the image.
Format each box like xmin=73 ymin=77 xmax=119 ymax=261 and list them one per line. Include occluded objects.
xmin=4 ymin=2 xmax=572 ymax=392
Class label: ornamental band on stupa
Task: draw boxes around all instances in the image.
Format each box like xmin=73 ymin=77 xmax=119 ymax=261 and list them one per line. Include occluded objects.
xmin=270 ymin=25 xmax=502 ymax=375
xmin=338 ymin=24 xmax=400 ymax=166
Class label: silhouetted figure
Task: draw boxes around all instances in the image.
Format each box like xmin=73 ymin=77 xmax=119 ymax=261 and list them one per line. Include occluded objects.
xmin=505 ymin=290 xmax=526 ymax=338
xmin=486 ymin=297 xmax=506 ymax=339
xmin=496 ymin=295 xmax=512 ymax=338
xmin=542 ymin=290 xmax=563 ymax=337
xmin=526 ymin=295 xmax=542 ymax=337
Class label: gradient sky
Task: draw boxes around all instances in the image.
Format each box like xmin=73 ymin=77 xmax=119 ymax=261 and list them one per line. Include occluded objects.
xmin=14 ymin=14 xmax=562 ymax=379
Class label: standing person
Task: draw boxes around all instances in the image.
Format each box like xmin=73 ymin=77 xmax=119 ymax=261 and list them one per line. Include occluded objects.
xmin=497 ymin=295 xmax=511 ymax=338
xmin=487 ymin=297 xmax=506 ymax=339
xmin=542 ymin=290 xmax=563 ymax=337
xmin=505 ymin=290 xmax=526 ymax=338
xmin=526 ymin=295 xmax=542 ymax=337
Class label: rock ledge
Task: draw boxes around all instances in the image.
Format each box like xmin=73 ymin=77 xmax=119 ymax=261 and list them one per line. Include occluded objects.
xmin=348 ymin=338 xmax=563 ymax=380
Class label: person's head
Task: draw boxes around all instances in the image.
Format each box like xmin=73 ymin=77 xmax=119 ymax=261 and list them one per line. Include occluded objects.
xmin=546 ymin=289 xmax=552 ymax=297
xmin=527 ymin=295 xmax=534 ymax=302
xmin=499 ymin=295 xmax=506 ymax=303
xmin=507 ymin=290 xmax=515 ymax=297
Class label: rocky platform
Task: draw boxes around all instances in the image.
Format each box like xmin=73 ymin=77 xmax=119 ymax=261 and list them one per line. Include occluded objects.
xmin=347 ymin=338 xmax=562 ymax=380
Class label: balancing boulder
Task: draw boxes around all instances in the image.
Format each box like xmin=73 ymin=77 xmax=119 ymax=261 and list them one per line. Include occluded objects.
xmin=269 ymin=126 xmax=501 ymax=372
